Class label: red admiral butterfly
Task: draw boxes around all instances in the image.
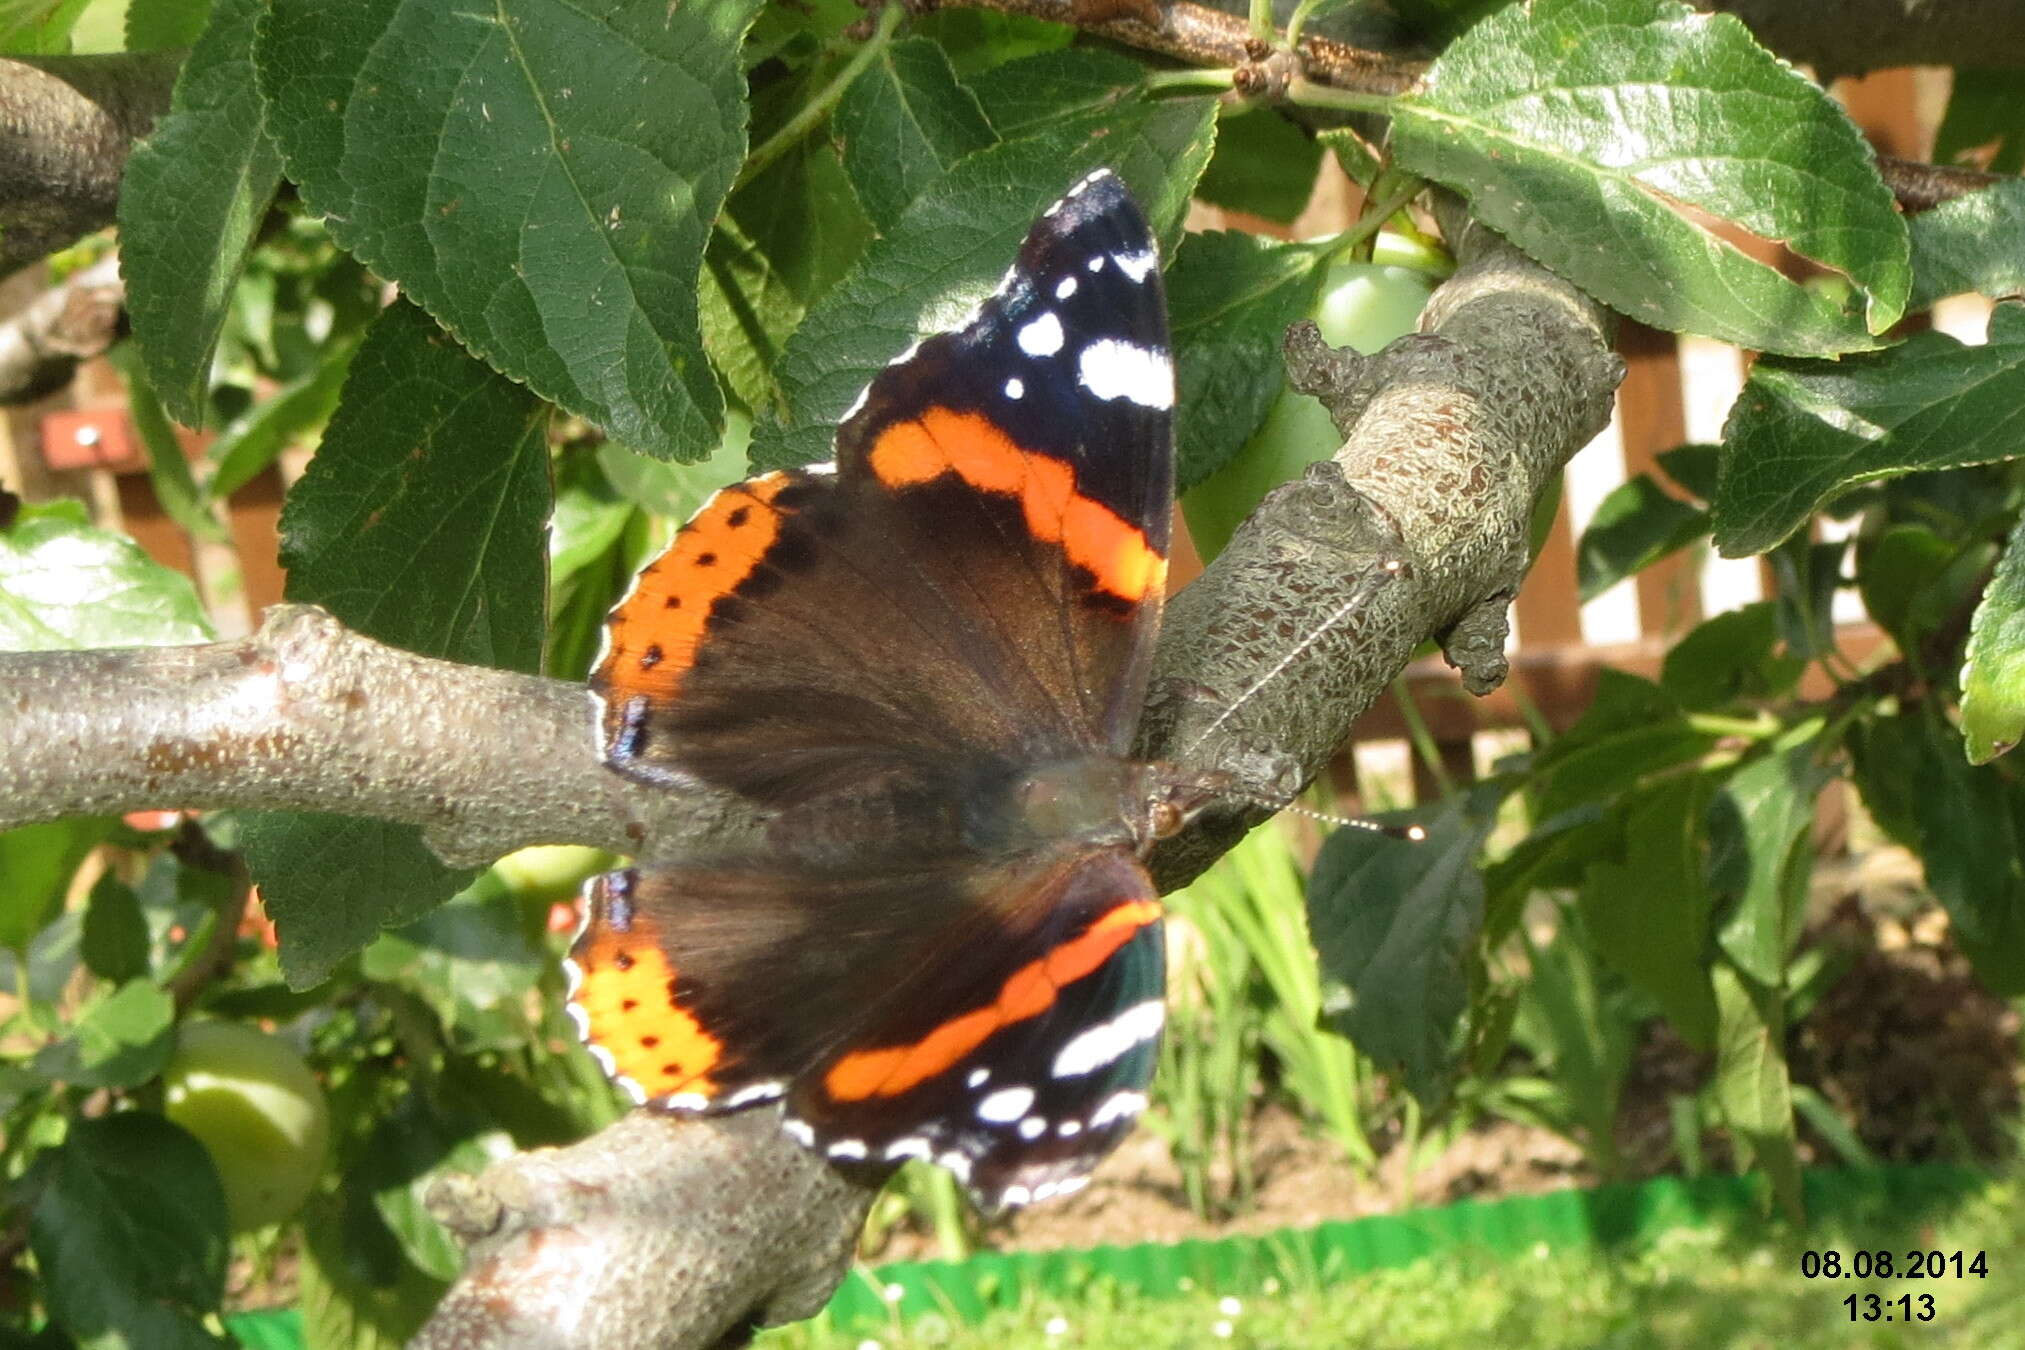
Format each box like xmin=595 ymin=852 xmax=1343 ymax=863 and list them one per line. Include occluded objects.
xmin=564 ymin=170 xmax=1226 ymax=1208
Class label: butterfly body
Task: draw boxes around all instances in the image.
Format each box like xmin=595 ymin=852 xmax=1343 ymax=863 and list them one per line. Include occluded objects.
xmin=567 ymin=170 xmax=1219 ymax=1208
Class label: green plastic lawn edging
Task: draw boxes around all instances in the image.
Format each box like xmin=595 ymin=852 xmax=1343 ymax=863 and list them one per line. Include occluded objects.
xmin=221 ymin=1163 xmax=1986 ymax=1346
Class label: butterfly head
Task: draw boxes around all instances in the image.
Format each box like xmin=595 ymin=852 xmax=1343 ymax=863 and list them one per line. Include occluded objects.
xmin=1006 ymin=757 xmax=1228 ymax=857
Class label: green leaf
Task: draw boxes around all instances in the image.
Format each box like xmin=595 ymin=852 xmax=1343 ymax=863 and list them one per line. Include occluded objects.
xmin=833 ymin=37 xmax=997 ymax=234
xmin=1934 ymin=69 xmax=2025 ymax=176
xmin=1576 ymin=474 xmax=1709 ymax=602
xmin=243 ymin=813 xmax=478 ymax=990
xmin=1710 ymin=959 xmax=1802 ymax=1220
xmin=206 ymin=337 xmax=357 ymax=500
xmin=126 ymin=0 xmax=214 ymax=50
xmin=29 ymin=1114 xmax=231 ymax=1349
xmin=257 ymin=0 xmax=766 ymax=460
xmin=115 ymin=349 xmax=228 ymax=544
xmin=1908 ymin=178 xmax=2025 ymax=310
xmin=1660 ymin=601 xmax=1803 ymax=712
xmin=119 ymin=0 xmax=284 ymax=425
xmin=1708 ymin=745 xmax=1830 ymax=987
xmin=0 ymin=0 xmax=92 ymax=52
xmin=247 ymin=303 xmax=546 ymax=987
xmin=33 ymin=980 xmax=177 ymax=1089
xmin=81 ymin=875 xmax=151 ymax=984
xmin=1392 ymin=0 xmax=1906 ymax=355
xmin=1307 ymin=797 xmax=1490 ymax=1102
xmin=1964 ymin=509 xmax=2025 ymax=764
xmin=1168 ymin=230 xmax=1332 ymax=489
xmin=1857 ymin=523 xmax=1993 ymax=661
xmin=359 ymin=873 xmax=544 ymax=1020
xmin=964 ymin=47 xmax=1143 ymax=138
xmin=1713 ymin=303 xmax=2025 ymax=556
xmin=750 ymin=96 xmax=1218 ymax=471
xmin=0 ymin=500 xmax=212 ymax=651
xmin=1514 ymin=905 xmax=1633 ymax=1171
xmin=597 ymin=413 xmax=750 ymax=519
xmin=276 ymin=301 xmax=551 ymax=671
xmin=1577 ymin=775 xmax=1717 ymax=1049
xmin=700 ymin=141 xmax=874 ymax=417
xmin=0 ymin=818 xmax=112 ymax=953
xmin=1656 ymin=442 xmax=1720 ymax=501
xmin=548 ymin=450 xmax=635 ymax=585
xmin=1898 ymin=705 xmax=2025 ymax=995
xmin=910 ymin=8 xmax=1072 ymax=81
xmin=1529 ymin=670 xmax=1718 ymax=819
xmin=1193 ymin=107 xmax=1324 ymax=225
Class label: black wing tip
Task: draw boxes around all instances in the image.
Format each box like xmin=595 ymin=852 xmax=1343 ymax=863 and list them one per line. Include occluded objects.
xmin=1040 ymin=168 xmax=1151 ymax=246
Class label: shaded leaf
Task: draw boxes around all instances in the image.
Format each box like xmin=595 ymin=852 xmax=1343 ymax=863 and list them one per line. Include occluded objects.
xmin=1708 ymin=745 xmax=1830 ymax=986
xmin=1576 ymin=473 xmax=1709 ymax=602
xmin=1710 ymin=959 xmax=1802 ymax=1220
xmin=119 ymin=0 xmax=284 ymax=424
xmin=0 ymin=500 xmax=211 ymax=651
xmin=1514 ymin=905 xmax=1633 ymax=1171
xmin=750 ymin=96 xmax=1218 ymax=470
xmin=360 ymin=872 xmax=545 ymax=1021
xmin=1308 ymin=796 xmax=1491 ymax=1102
xmin=1657 ymin=442 xmax=1720 ymax=501
xmin=1964 ymin=508 xmax=2025 ymax=763
xmin=81 ymin=874 xmax=150 ymax=984
xmin=1857 ymin=523 xmax=1993 ymax=661
xmin=1660 ymin=601 xmax=1803 ymax=712
xmin=1908 ymin=178 xmax=2025 ymax=310
xmin=833 ymin=37 xmax=996 ymax=233
xmin=28 ymin=1114 xmax=231 ymax=1349
xmin=1169 ymin=231 xmax=1332 ymax=489
xmin=258 ymin=0 xmax=766 ymax=459
xmin=1530 ymin=670 xmax=1718 ymax=819
xmin=1193 ymin=107 xmax=1323 ymax=225
xmin=1713 ymin=303 xmax=2025 ymax=556
xmin=117 ymin=349 xmax=227 ymax=543
xmin=126 ymin=0 xmax=213 ymax=50
xmin=965 ymin=47 xmax=1143 ymax=137
xmin=206 ymin=338 xmax=357 ymax=500
xmin=1934 ymin=68 xmax=2025 ymax=177
xmin=1898 ymin=705 xmax=2025 ymax=995
xmin=1578 ymin=775 xmax=1717 ymax=1049
xmin=0 ymin=818 xmax=113 ymax=953
xmin=1393 ymin=0 xmax=1905 ymax=355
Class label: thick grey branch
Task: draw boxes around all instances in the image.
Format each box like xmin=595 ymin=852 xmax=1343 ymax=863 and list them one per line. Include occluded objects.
xmin=0 ymin=207 xmax=1620 ymax=1350
xmin=0 ymin=52 xmax=180 ymax=276
xmin=1693 ymin=0 xmax=2025 ymax=77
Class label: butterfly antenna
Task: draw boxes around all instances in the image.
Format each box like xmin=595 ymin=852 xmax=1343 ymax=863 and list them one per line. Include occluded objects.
xmin=1179 ymin=554 xmax=1406 ymax=761
xmin=1235 ymin=793 xmax=1428 ymax=841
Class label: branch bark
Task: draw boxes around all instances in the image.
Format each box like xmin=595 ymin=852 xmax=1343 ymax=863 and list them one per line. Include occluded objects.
xmin=1693 ymin=0 xmax=2025 ymax=78
xmin=0 ymin=251 xmax=124 ymax=403
xmin=0 ymin=52 xmax=180 ymax=277
xmin=0 ymin=197 xmax=1618 ymax=1348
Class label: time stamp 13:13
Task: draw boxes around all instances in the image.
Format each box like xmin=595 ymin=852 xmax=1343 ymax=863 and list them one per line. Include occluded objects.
xmin=1799 ymin=1249 xmax=1990 ymax=1323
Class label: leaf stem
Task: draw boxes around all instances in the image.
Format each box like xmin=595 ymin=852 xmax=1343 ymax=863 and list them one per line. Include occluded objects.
xmin=1143 ymin=67 xmax=1238 ymax=93
xmin=1319 ymin=176 xmax=1426 ymax=266
xmin=737 ymin=4 xmax=904 ymax=190
xmin=1248 ymin=0 xmax=1275 ymax=42
xmin=1285 ymin=0 xmax=1324 ymax=50
xmin=1285 ymin=76 xmax=1395 ymax=116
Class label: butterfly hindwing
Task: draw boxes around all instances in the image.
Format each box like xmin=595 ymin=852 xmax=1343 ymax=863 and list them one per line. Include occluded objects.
xmin=565 ymin=847 xmax=1165 ymax=1209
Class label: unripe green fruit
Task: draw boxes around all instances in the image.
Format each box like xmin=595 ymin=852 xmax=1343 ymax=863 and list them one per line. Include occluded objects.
xmin=162 ymin=1021 xmax=329 ymax=1232
xmin=490 ymin=845 xmax=611 ymax=906
xmin=1182 ymin=244 xmax=1439 ymax=561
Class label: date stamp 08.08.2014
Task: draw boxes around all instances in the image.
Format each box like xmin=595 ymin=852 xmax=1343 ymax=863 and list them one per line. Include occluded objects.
xmin=1799 ymin=1248 xmax=1990 ymax=1324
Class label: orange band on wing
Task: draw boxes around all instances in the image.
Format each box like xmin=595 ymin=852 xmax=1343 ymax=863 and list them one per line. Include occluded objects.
xmin=822 ymin=898 xmax=1162 ymax=1102
xmin=597 ymin=471 xmax=795 ymax=700
xmin=571 ymin=907 xmax=724 ymax=1099
xmin=868 ymin=409 xmax=1164 ymax=604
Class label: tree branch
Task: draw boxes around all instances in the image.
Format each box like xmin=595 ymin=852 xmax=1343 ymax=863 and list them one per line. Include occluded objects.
xmin=0 ymin=251 xmax=124 ymax=403
xmin=0 ymin=194 xmax=1619 ymax=1348
xmin=1693 ymin=0 xmax=2025 ymax=78
xmin=0 ymin=53 xmax=180 ymax=277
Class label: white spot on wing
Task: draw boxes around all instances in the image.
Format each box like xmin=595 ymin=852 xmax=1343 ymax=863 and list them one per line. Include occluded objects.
xmin=884 ymin=1136 xmax=933 ymax=1163
xmin=1114 ymin=248 xmax=1158 ymax=282
xmin=726 ymin=1081 xmax=785 ymax=1107
xmin=1077 ymin=340 xmax=1174 ymax=409
xmin=966 ymin=1067 xmax=991 ymax=1088
xmin=1004 ymin=377 xmax=1024 ymax=400
xmin=1090 ymin=1090 xmax=1149 ymax=1128
xmin=617 ymin=1076 xmax=648 ymax=1104
xmin=938 ymin=1150 xmax=974 ymax=1183
xmin=783 ymin=1118 xmax=816 ymax=1146
xmin=827 ymin=1138 xmax=869 ymax=1160
xmin=1017 ymin=312 xmax=1064 ymax=357
xmin=1018 ymin=1116 xmax=1047 ymax=1140
xmin=1055 ymin=276 xmax=1078 ymax=301
xmin=1087 ymin=255 xmax=1105 ymax=273
xmin=1058 ymin=1120 xmax=1083 ymax=1137
xmin=663 ymin=1092 xmax=708 ymax=1111
xmin=1051 ymin=999 xmax=1166 ymax=1078
xmin=1000 ymin=1183 xmax=1034 ymax=1207
xmin=977 ymin=1085 xmax=1037 ymax=1123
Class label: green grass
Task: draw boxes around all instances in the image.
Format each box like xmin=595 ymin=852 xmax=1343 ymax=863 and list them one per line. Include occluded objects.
xmin=757 ymin=1171 xmax=2023 ymax=1350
